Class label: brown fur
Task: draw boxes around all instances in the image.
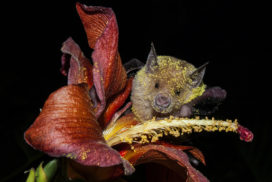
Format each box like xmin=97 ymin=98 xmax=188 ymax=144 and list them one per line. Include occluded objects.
xmin=131 ymin=55 xmax=206 ymax=122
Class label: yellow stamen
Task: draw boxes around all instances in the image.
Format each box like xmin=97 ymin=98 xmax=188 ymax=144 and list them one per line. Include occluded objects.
xmin=105 ymin=117 xmax=239 ymax=147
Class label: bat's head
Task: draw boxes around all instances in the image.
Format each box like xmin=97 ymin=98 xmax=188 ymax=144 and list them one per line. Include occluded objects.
xmin=131 ymin=43 xmax=207 ymax=121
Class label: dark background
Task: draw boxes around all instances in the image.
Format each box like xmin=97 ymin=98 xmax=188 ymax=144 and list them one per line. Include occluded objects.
xmin=1 ymin=0 xmax=271 ymax=181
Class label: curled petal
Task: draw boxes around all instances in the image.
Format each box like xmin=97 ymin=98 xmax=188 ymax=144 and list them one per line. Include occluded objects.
xmin=124 ymin=144 xmax=208 ymax=182
xmin=154 ymin=142 xmax=206 ymax=165
xmin=101 ymin=78 xmax=133 ymax=128
xmin=24 ymin=84 xmax=134 ymax=174
xmin=75 ymin=3 xmax=110 ymax=49
xmin=76 ymin=3 xmax=127 ymax=118
xmin=61 ymin=37 xmax=93 ymax=88
xmin=188 ymin=147 xmax=206 ymax=166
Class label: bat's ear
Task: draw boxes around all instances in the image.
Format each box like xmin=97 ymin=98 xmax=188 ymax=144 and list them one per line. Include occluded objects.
xmin=190 ymin=62 xmax=209 ymax=87
xmin=146 ymin=42 xmax=158 ymax=73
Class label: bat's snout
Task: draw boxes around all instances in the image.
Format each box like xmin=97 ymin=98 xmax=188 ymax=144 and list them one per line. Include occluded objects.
xmin=155 ymin=93 xmax=171 ymax=109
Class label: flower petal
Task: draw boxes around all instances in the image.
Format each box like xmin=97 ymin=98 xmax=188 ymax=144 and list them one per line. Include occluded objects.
xmin=100 ymin=78 xmax=133 ymax=128
xmin=61 ymin=37 xmax=93 ymax=88
xmin=76 ymin=3 xmax=127 ymax=118
xmin=103 ymin=113 xmax=140 ymax=143
xmin=188 ymin=147 xmax=206 ymax=166
xmin=24 ymin=84 xmax=134 ymax=174
xmin=124 ymin=144 xmax=208 ymax=182
xmin=151 ymin=141 xmax=206 ymax=165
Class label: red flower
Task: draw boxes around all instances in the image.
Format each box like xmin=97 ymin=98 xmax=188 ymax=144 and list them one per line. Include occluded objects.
xmin=24 ymin=3 xmax=253 ymax=182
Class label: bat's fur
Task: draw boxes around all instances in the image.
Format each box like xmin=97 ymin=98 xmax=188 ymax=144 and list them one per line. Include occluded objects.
xmin=131 ymin=45 xmax=207 ymax=122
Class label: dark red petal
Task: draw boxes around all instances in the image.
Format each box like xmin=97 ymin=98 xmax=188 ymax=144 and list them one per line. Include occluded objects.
xmin=75 ymin=4 xmax=110 ymax=49
xmin=188 ymin=147 xmax=206 ymax=166
xmin=154 ymin=142 xmax=206 ymax=165
xmin=76 ymin=3 xmax=127 ymax=118
xmin=24 ymin=84 xmax=134 ymax=174
xmin=124 ymin=144 xmax=208 ymax=182
xmin=101 ymin=78 xmax=133 ymax=128
xmin=60 ymin=37 xmax=93 ymax=89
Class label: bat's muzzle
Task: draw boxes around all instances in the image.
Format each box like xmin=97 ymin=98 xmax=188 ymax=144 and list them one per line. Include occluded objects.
xmin=155 ymin=93 xmax=171 ymax=110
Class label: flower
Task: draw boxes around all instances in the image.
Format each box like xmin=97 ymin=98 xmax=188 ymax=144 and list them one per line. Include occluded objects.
xmin=24 ymin=3 xmax=253 ymax=182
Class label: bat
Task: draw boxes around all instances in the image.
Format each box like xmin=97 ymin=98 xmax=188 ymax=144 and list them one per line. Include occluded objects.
xmin=131 ymin=43 xmax=209 ymax=122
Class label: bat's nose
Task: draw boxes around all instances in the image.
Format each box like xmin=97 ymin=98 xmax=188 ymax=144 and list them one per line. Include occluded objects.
xmin=155 ymin=93 xmax=171 ymax=108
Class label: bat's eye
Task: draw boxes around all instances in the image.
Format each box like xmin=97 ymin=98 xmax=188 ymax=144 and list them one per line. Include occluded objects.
xmin=175 ymin=90 xmax=181 ymax=95
xmin=155 ymin=82 xmax=159 ymax=88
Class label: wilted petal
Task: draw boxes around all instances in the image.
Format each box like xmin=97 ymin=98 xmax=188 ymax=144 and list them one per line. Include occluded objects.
xmin=76 ymin=3 xmax=127 ymax=118
xmin=24 ymin=84 xmax=134 ymax=174
xmin=124 ymin=144 xmax=208 ymax=182
xmin=60 ymin=38 xmax=93 ymax=88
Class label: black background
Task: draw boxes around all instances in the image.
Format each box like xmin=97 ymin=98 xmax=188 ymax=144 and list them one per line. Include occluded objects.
xmin=1 ymin=0 xmax=271 ymax=181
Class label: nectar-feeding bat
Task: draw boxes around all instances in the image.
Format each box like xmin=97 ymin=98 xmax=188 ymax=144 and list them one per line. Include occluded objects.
xmin=131 ymin=43 xmax=209 ymax=122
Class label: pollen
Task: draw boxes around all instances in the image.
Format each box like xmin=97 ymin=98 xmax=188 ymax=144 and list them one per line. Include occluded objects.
xmin=169 ymin=128 xmax=180 ymax=137
xmin=80 ymin=149 xmax=90 ymax=161
xmin=66 ymin=153 xmax=77 ymax=160
xmin=140 ymin=135 xmax=149 ymax=143
xmin=125 ymin=137 xmax=133 ymax=144
xmin=105 ymin=116 xmax=242 ymax=147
